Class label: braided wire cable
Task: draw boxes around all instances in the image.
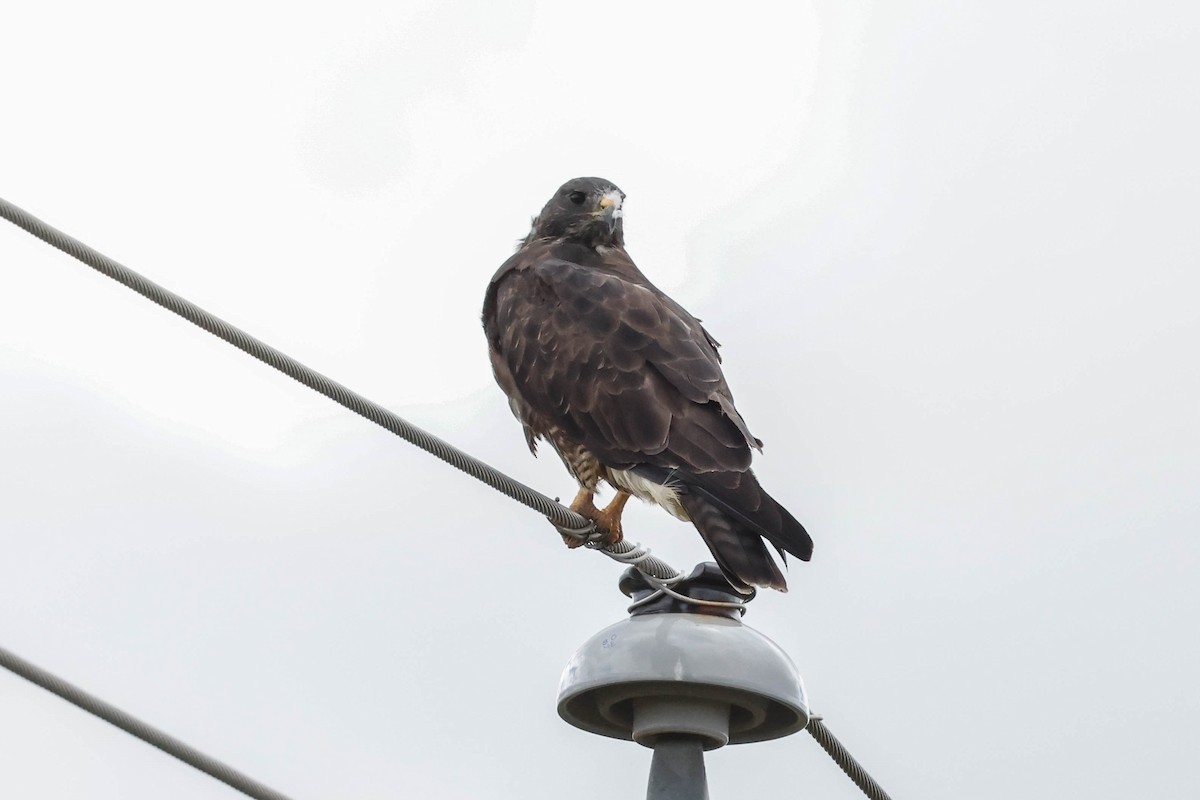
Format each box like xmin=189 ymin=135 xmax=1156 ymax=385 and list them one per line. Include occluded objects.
xmin=0 ymin=645 xmax=294 ymax=800
xmin=0 ymin=196 xmax=682 ymax=584
xmin=806 ymin=715 xmax=894 ymax=800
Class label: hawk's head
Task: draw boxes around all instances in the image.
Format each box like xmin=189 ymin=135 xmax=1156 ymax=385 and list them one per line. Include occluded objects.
xmin=526 ymin=177 xmax=626 ymax=249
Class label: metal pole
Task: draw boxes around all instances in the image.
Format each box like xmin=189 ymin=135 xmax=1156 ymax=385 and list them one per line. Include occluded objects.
xmin=646 ymin=736 xmax=709 ymax=800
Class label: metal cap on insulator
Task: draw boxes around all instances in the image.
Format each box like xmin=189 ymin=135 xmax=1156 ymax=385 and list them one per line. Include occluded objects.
xmin=556 ymin=563 xmax=810 ymax=750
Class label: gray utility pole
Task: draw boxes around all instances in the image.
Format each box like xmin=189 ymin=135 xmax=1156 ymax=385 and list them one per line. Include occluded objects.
xmin=557 ymin=564 xmax=809 ymax=800
xmin=646 ymin=737 xmax=710 ymax=800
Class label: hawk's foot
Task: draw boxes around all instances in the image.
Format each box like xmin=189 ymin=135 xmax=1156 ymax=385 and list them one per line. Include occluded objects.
xmin=591 ymin=490 xmax=631 ymax=547
xmin=562 ymin=488 xmax=600 ymax=549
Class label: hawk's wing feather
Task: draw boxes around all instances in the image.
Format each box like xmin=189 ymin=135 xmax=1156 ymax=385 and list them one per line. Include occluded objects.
xmin=489 ymin=255 xmax=757 ymax=473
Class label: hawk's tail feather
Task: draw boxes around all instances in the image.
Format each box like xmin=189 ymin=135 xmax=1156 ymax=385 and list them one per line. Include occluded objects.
xmin=686 ymin=475 xmax=813 ymax=565
xmin=628 ymin=465 xmax=811 ymax=592
xmin=678 ymin=491 xmax=789 ymax=593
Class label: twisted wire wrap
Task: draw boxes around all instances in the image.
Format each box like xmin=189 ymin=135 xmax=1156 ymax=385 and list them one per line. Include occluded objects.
xmin=0 ymin=196 xmax=682 ymax=584
xmin=0 ymin=645 xmax=295 ymax=800
xmin=806 ymin=716 xmax=894 ymax=800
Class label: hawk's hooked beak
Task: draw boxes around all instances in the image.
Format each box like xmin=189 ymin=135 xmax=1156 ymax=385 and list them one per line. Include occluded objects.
xmin=596 ymin=192 xmax=623 ymax=233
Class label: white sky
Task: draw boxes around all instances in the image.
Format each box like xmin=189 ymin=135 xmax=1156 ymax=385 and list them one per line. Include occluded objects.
xmin=2 ymin=2 xmax=1198 ymax=798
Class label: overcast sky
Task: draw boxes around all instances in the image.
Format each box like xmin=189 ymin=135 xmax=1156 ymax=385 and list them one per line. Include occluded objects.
xmin=2 ymin=2 xmax=1198 ymax=798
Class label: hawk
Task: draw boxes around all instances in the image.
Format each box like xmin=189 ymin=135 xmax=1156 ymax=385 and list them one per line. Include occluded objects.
xmin=482 ymin=177 xmax=812 ymax=592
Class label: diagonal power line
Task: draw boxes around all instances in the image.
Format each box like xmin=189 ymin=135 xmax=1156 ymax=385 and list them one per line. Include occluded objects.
xmin=0 ymin=645 xmax=294 ymax=800
xmin=0 ymin=195 xmax=681 ymax=583
xmin=806 ymin=716 xmax=895 ymax=800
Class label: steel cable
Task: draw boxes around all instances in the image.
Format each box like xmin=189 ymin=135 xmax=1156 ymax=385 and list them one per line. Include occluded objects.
xmin=806 ymin=716 xmax=894 ymax=800
xmin=0 ymin=645 xmax=294 ymax=800
xmin=0 ymin=196 xmax=681 ymax=583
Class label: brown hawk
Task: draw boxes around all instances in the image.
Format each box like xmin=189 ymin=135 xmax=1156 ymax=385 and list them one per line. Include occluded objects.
xmin=482 ymin=177 xmax=812 ymax=592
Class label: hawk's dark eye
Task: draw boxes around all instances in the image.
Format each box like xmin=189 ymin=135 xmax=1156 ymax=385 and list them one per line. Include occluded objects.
xmin=568 ymin=191 xmax=587 ymax=205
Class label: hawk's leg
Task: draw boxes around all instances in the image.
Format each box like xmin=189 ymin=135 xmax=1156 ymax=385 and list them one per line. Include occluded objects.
xmin=563 ymin=488 xmax=601 ymax=549
xmin=562 ymin=488 xmax=629 ymax=548
xmin=592 ymin=490 xmax=631 ymax=546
